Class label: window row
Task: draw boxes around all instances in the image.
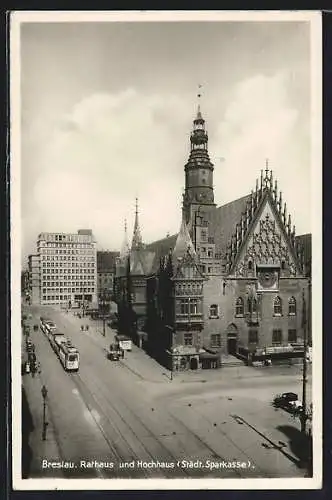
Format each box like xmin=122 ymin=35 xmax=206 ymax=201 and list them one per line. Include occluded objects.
xmin=177 ymin=299 xmax=201 ymax=315
xmin=42 ymin=270 xmax=95 ymax=275
xmin=42 ymin=287 xmax=95 ymax=294
xmin=40 ymin=248 xmax=94 ymax=254
xmin=42 ymin=262 xmax=95 ymax=267
xmin=235 ymin=296 xmax=297 ymax=317
xmin=42 ymin=255 xmax=95 ymax=261
xmin=248 ymin=328 xmax=298 ymax=344
xmin=42 ymin=295 xmax=72 ymax=301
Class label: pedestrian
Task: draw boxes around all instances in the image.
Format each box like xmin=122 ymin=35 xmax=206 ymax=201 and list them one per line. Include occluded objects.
xmin=80 ymin=325 xmax=84 ymax=332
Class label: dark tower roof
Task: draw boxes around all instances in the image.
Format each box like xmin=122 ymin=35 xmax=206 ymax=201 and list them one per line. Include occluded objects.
xmin=185 ymin=103 xmax=214 ymax=172
xmin=131 ymin=198 xmax=143 ymax=251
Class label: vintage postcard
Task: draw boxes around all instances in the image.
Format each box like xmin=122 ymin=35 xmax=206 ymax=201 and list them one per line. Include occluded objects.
xmin=10 ymin=10 xmax=322 ymax=490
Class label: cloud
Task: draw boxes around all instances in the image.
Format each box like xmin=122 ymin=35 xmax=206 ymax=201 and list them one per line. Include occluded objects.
xmin=21 ymin=72 xmax=311 ymax=262
xmin=210 ymin=72 xmax=310 ymax=234
xmin=21 ymin=89 xmax=192 ymax=257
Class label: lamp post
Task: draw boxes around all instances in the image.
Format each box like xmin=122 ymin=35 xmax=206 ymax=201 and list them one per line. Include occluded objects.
xmin=301 ymin=288 xmax=308 ymax=434
xmin=100 ymin=291 xmax=108 ymax=337
xmin=41 ymin=385 xmax=48 ymax=441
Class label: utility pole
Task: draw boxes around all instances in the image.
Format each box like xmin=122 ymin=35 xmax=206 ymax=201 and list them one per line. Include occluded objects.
xmin=41 ymin=385 xmax=48 ymax=441
xmin=301 ymin=288 xmax=308 ymax=434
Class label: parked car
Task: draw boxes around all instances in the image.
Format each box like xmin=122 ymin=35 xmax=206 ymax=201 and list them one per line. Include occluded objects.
xmin=273 ymin=392 xmax=303 ymax=413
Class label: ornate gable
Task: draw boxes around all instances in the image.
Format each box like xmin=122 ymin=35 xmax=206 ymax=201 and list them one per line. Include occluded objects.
xmin=173 ymin=250 xmax=204 ymax=280
xmin=226 ymin=167 xmax=305 ymax=278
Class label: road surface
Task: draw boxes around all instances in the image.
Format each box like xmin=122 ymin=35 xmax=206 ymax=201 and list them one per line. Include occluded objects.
xmin=21 ymin=304 xmax=312 ymax=479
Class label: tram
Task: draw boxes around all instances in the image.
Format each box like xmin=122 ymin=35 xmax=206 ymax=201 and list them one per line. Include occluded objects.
xmin=40 ymin=318 xmax=79 ymax=371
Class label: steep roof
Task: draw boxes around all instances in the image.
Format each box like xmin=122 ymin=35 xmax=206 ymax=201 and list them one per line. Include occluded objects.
xmin=173 ymin=219 xmax=196 ymax=260
xmin=130 ymin=249 xmax=155 ymax=276
xmin=206 ymin=194 xmax=252 ymax=256
xmin=145 ymin=234 xmax=178 ymax=274
xmin=296 ymin=233 xmax=312 ymax=277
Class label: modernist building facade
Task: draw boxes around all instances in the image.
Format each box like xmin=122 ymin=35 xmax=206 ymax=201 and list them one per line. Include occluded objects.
xmin=29 ymin=229 xmax=97 ymax=307
xmin=114 ymin=105 xmax=311 ymax=370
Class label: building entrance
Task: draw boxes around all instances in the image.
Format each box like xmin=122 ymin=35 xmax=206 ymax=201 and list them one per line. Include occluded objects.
xmin=226 ymin=324 xmax=238 ymax=355
xmin=190 ymin=357 xmax=198 ymax=370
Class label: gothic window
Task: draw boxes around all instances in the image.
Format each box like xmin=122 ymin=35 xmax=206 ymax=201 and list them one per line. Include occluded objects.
xmin=272 ymin=329 xmax=282 ymax=345
xmin=209 ymin=304 xmax=219 ymax=318
xmin=247 ymin=297 xmax=257 ymax=314
xmin=235 ymin=298 xmax=244 ymax=316
xmin=211 ymin=334 xmax=221 ymax=347
xmin=288 ymin=329 xmax=297 ymax=343
xmin=179 ymin=298 xmax=199 ymax=315
xmin=288 ymin=297 xmax=296 ymax=316
xmin=248 ymin=260 xmax=253 ymax=271
xmin=248 ymin=329 xmax=258 ymax=344
xmin=184 ymin=333 xmax=193 ymax=346
xmin=273 ymin=296 xmax=282 ymax=316
xmin=281 ymin=260 xmax=286 ymax=270
xmin=201 ymin=230 xmax=207 ymax=242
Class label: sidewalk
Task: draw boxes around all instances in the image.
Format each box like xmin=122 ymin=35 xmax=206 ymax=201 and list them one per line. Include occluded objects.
xmin=21 ymin=323 xmax=64 ymax=478
xmin=63 ymin=310 xmax=305 ymax=387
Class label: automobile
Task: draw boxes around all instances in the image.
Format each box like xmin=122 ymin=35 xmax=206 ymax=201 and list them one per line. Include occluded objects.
xmin=273 ymin=392 xmax=303 ymax=413
xmin=108 ymin=343 xmax=124 ymax=361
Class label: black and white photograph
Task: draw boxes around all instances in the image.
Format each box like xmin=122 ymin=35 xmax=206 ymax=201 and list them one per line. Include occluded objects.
xmin=10 ymin=10 xmax=322 ymax=490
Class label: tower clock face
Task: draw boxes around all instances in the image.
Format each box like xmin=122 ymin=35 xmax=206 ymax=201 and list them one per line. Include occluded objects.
xmin=257 ymin=267 xmax=279 ymax=290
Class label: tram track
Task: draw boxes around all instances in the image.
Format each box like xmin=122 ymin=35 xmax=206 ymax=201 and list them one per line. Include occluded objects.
xmin=81 ymin=369 xmax=192 ymax=478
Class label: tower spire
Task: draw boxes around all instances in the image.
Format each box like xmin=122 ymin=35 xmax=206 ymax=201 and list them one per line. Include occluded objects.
xmin=182 ymin=90 xmax=215 ymax=222
xmin=120 ymin=219 xmax=130 ymax=259
xmin=131 ymin=197 xmax=143 ymax=251
xmin=197 ymin=84 xmax=202 ymax=118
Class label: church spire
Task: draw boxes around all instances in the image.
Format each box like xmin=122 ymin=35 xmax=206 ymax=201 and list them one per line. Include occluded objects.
xmin=120 ymin=219 xmax=130 ymax=259
xmin=131 ymin=197 xmax=143 ymax=251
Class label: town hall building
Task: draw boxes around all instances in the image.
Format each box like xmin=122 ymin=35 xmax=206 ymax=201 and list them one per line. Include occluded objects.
xmin=114 ymin=103 xmax=311 ymax=371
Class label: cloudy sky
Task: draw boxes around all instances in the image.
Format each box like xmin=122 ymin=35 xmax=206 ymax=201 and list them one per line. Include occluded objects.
xmin=16 ymin=13 xmax=317 ymax=263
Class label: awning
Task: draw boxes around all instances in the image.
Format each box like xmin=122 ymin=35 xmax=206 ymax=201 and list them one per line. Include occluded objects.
xmin=199 ymin=352 xmax=220 ymax=360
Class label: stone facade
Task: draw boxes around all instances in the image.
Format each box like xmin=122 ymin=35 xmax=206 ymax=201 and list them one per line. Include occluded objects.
xmin=114 ymin=106 xmax=311 ymax=369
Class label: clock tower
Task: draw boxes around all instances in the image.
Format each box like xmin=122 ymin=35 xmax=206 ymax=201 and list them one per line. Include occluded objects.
xmin=182 ymin=101 xmax=216 ymax=225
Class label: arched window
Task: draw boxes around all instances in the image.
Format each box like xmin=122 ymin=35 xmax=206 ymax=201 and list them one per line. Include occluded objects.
xmin=248 ymin=260 xmax=253 ymax=271
xmin=209 ymin=304 xmax=219 ymax=318
xmin=273 ymin=296 xmax=282 ymax=315
xmin=247 ymin=297 xmax=257 ymax=314
xmin=235 ymin=297 xmax=244 ymax=316
xmin=288 ymin=296 xmax=296 ymax=316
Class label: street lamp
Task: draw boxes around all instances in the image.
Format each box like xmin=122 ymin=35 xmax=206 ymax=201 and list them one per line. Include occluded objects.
xmin=301 ymin=287 xmax=309 ymax=434
xmin=100 ymin=291 xmax=108 ymax=337
xmin=41 ymin=385 xmax=48 ymax=441
xmin=81 ymin=283 xmax=86 ymax=318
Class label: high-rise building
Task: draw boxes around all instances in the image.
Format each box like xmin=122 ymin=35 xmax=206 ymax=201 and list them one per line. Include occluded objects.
xmin=34 ymin=229 xmax=97 ymax=307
